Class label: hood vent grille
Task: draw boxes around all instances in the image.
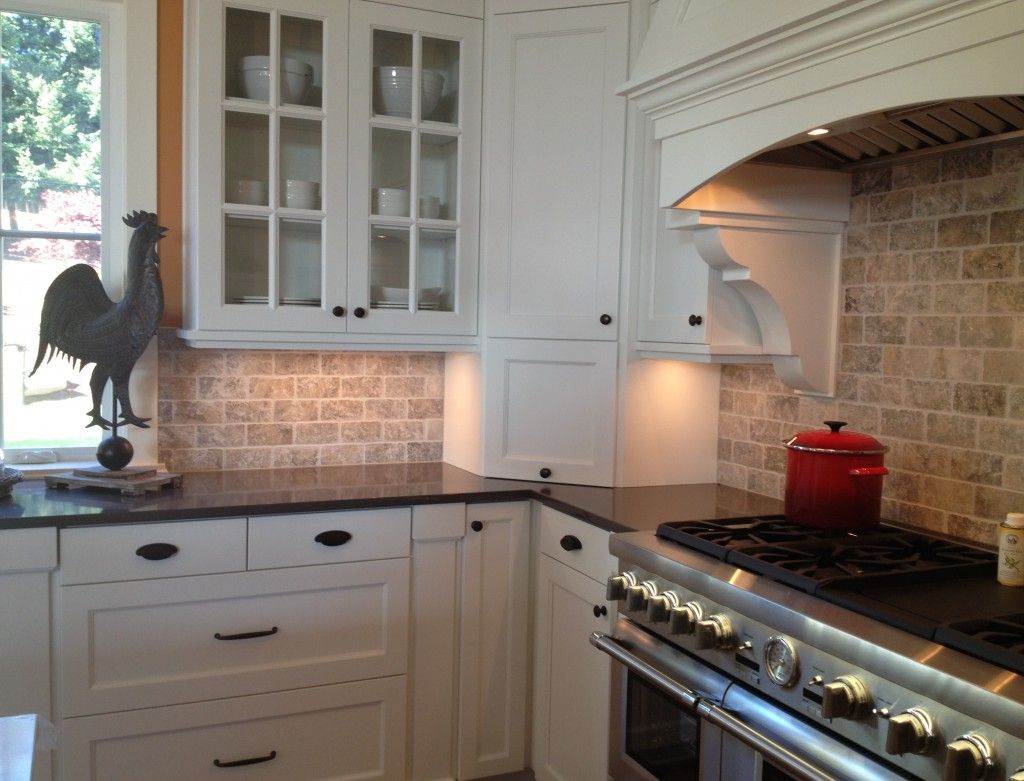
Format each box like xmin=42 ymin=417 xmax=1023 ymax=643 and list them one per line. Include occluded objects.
xmin=757 ymin=96 xmax=1024 ymax=168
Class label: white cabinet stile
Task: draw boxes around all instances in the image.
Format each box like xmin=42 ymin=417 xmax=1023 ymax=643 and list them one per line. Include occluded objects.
xmin=482 ymin=4 xmax=628 ymax=341
xmin=458 ymin=501 xmax=530 ymax=779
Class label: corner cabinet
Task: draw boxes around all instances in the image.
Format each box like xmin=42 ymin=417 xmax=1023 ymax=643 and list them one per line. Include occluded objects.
xmin=182 ymin=0 xmax=482 ymax=348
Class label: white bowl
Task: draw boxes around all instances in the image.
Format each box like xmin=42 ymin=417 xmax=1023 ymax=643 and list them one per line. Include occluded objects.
xmin=228 ymin=179 xmax=267 ymax=205
xmin=374 ymin=66 xmax=445 ymax=118
xmin=373 ymin=187 xmax=409 ymax=217
xmin=285 ymin=179 xmax=320 ymax=194
xmin=238 ymin=55 xmax=313 ymax=104
xmin=285 ymin=193 xmax=319 ymax=209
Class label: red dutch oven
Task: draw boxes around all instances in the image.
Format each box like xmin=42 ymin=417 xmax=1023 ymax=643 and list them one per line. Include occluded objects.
xmin=783 ymin=420 xmax=889 ymax=531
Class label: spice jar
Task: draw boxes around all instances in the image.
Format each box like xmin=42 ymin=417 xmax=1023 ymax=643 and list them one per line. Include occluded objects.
xmin=998 ymin=512 xmax=1024 ymax=587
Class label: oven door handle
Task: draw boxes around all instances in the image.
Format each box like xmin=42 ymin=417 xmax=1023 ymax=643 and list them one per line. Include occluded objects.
xmin=697 ymin=700 xmax=839 ymax=781
xmin=589 ymin=632 xmax=701 ymax=709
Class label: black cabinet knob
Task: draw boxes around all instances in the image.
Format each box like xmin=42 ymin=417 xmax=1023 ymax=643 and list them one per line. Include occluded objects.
xmin=135 ymin=542 xmax=179 ymax=561
xmin=539 ymin=467 xmax=552 ymax=479
xmin=314 ymin=530 xmax=352 ymax=547
xmin=354 ymin=307 xmax=367 ymax=318
xmin=471 ymin=520 xmax=484 ymax=532
xmin=559 ymin=534 xmax=582 ymax=552
xmin=332 ymin=305 xmax=345 ymax=317
xmin=593 ymin=605 xmax=608 ymax=617
xmin=599 ymin=313 xmax=612 ymax=325
xmin=688 ymin=314 xmax=703 ymax=326
xmin=213 ymin=750 xmax=277 ymax=768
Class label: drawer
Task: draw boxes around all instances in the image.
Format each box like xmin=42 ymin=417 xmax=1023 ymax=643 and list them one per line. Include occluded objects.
xmin=60 ymin=518 xmax=246 ymax=585
xmin=61 ymin=676 xmax=407 ymax=781
xmin=248 ymin=507 xmax=411 ymax=570
xmin=537 ymin=503 xmax=616 ymax=584
xmin=60 ymin=559 xmax=409 ymax=716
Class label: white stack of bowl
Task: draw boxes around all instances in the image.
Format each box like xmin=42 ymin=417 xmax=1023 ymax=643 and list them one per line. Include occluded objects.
xmin=229 ymin=179 xmax=268 ymax=205
xmin=374 ymin=66 xmax=445 ymax=118
xmin=285 ymin=179 xmax=320 ymax=210
xmin=373 ymin=187 xmax=409 ymax=216
xmin=239 ymin=55 xmax=314 ymax=104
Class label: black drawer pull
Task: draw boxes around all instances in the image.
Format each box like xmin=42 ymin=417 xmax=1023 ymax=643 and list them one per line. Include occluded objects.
xmin=470 ymin=520 xmax=484 ymax=532
xmin=135 ymin=542 xmax=179 ymax=561
xmin=593 ymin=604 xmax=608 ymax=617
xmin=214 ymin=626 xmax=279 ymax=641
xmin=560 ymin=534 xmax=583 ymax=552
xmin=214 ymin=750 xmax=277 ymax=768
xmin=314 ymin=530 xmax=352 ymax=547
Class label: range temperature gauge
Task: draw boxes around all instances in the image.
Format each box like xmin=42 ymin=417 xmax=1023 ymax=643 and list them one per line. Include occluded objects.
xmin=764 ymin=636 xmax=800 ymax=687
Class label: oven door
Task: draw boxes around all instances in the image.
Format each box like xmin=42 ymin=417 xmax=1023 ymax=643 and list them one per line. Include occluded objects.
xmin=593 ymin=620 xmax=914 ymax=781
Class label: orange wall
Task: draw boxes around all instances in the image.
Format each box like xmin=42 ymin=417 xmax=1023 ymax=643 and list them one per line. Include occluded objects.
xmin=157 ymin=0 xmax=183 ymax=327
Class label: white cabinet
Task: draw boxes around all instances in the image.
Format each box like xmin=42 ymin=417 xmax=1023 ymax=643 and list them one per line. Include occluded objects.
xmin=348 ymin=1 xmax=482 ymax=336
xmin=482 ymin=4 xmax=628 ymax=341
xmin=458 ymin=501 xmax=530 ymax=779
xmin=483 ymin=338 xmax=618 ymax=486
xmin=0 ymin=528 xmax=57 ymax=721
xmin=183 ymin=0 xmax=483 ymax=347
xmin=61 ymin=677 xmax=407 ymax=781
xmin=56 ymin=510 xmax=411 ymax=780
xmin=532 ymin=506 xmax=614 ymax=781
xmin=186 ymin=0 xmax=348 ymax=334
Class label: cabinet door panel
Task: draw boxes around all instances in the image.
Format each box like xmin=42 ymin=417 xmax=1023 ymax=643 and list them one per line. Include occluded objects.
xmin=61 ymin=677 xmax=406 ymax=781
xmin=484 ymin=5 xmax=628 ymax=340
xmin=60 ymin=561 xmax=409 ymax=716
xmin=458 ymin=502 xmax=530 ymax=779
xmin=532 ymin=555 xmax=611 ymax=781
xmin=347 ymin=1 xmax=481 ymax=335
xmin=484 ymin=338 xmax=617 ymax=485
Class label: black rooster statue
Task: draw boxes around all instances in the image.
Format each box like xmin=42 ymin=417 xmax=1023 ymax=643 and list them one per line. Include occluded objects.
xmin=30 ymin=211 xmax=167 ymax=470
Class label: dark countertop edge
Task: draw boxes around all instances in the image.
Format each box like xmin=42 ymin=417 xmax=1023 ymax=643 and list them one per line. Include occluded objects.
xmin=0 ymin=489 xmax=637 ymax=534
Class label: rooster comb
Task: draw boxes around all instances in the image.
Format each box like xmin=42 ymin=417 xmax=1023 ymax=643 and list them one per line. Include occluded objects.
xmin=122 ymin=210 xmax=168 ymax=236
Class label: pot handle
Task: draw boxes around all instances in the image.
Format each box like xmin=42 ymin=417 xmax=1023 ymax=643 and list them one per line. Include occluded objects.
xmin=849 ymin=466 xmax=888 ymax=477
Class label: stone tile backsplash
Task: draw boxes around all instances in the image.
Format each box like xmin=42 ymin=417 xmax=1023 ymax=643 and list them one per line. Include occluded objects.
xmin=157 ymin=330 xmax=444 ymax=473
xmin=717 ymin=141 xmax=1024 ymax=545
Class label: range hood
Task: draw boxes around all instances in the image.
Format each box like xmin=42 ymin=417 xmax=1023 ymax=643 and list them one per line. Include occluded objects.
xmin=625 ymin=0 xmax=1024 ymax=395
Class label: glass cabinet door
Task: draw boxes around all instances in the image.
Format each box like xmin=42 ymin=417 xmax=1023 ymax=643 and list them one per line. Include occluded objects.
xmin=348 ymin=1 xmax=481 ymax=335
xmin=190 ymin=0 xmax=346 ymax=334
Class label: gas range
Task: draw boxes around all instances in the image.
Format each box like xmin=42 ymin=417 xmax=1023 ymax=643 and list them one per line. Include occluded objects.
xmin=604 ymin=516 xmax=1024 ymax=781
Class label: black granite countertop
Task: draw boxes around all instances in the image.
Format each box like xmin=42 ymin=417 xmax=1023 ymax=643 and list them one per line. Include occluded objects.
xmin=0 ymin=462 xmax=783 ymax=534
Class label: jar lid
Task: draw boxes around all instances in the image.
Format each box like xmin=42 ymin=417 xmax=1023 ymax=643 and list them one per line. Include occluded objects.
xmin=1005 ymin=512 xmax=1024 ymax=528
xmin=784 ymin=421 xmax=888 ymax=456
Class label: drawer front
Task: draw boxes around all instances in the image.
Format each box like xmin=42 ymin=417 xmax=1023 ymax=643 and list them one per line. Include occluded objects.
xmin=60 ymin=560 xmax=409 ymax=716
xmin=61 ymin=676 xmax=407 ymax=781
xmin=60 ymin=518 xmax=246 ymax=585
xmin=248 ymin=507 xmax=411 ymax=570
xmin=537 ymin=504 xmax=616 ymax=583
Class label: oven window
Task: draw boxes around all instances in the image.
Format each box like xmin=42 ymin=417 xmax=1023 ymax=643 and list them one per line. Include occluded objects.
xmin=625 ymin=672 xmax=700 ymax=780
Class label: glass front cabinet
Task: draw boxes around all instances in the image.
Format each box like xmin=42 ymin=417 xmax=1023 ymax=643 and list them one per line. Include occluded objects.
xmin=185 ymin=0 xmax=481 ymax=341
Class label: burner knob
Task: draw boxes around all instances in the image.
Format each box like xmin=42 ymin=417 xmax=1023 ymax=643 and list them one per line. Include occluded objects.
xmin=669 ymin=602 xmax=704 ymax=635
xmin=821 ymin=675 xmax=873 ymax=720
xmin=646 ymin=593 xmax=679 ymax=623
xmin=606 ymin=575 xmax=630 ymax=602
xmin=943 ymin=734 xmax=994 ymax=781
xmin=625 ymin=583 xmax=656 ymax=613
xmin=885 ymin=708 xmax=935 ymax=756
xmin=1008 ymin=767 xmax=1024 ymax=781
xmin=694 ymin=615 xmax=734 ymax=650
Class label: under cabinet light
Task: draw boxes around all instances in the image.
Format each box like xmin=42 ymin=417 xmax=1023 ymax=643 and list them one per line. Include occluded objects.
xmin=807 ymin=127 xmax=830 ymax=136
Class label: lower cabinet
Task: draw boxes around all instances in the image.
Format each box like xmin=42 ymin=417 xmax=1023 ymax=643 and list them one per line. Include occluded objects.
xmin=532 ymin=506 xmax=615 ymax=781
xmin=60 ymin=677 xmax=407 ymax=781
xmin=459 ymin=501 xmax=531 ymax=779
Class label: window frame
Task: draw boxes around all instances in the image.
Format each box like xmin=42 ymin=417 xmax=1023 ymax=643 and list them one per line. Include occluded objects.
xmin=0 ymin=0 xmax=157 ymax=468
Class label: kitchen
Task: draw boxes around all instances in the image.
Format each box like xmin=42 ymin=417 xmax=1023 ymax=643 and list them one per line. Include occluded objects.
xmin=0 ymin=0 xmax=1022 ymax=780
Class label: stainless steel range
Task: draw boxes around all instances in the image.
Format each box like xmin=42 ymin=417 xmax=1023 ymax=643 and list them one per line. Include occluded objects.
xmin=592 ymin=516 xmax=1024 ymax=781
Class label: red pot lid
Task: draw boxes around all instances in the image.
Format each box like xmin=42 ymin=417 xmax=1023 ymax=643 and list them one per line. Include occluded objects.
xmin=784 ymin=421 xmax=887 ymax=455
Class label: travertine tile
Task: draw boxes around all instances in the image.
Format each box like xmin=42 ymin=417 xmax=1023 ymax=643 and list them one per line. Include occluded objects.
xmin=911 ymin=249 xmax=960 ymax=281
xmin=870 ymin=191 xmax=913 ymax=222
xmin=933 ymin=282 xmax=986 ymax=313
xmin=852 ymin=167 xmax=892 ymax=195
xmin=892 ymin=158 xmax=940 ymax=188
xmin=173 ymin=401 xmax=225 ymax=424
xmin=890 ymin=220 xmax=935 ymax=250
xmin=964 ymin=174 xmax=1021 ymax=210
xmin=936 ymin=214 xmax=987 ymax=247
xmin=962 ymin=246 xmax=1015 ymax=278
xmin=940 ymin=148 xmax=992 ymax=180
xmin=273 ymin=399 xmax=318 ymax=422
xmin=953 ymin=383 xmax=1006 ymax=417
xmin=959 ymin=316 xmax=1013 ymax=348
xmin=913 ymin=182 xmax=963 ymax=217
xmin=844 ymin=285 xmax=886 ymax=313
xmin=949 ymin=449 xmax=1003 ymax=485
xmin=247 ymin=423 xmax=293 ymax=446
xmin=274 ymin=352 xmax=320 ymax=375
xmin=197 ymin=424 xmax=245 ymax=448
xmin=986 ymin=280 xmax=1024 ymax=312
xmin=990 ymin=208 xmax=1024 ymax=243
xmin=248 ymin=377 xmax=295 ymax=399
xmin=908 ymin=317 xmax=957 ymax=346
xmin=320 ymin=399 xmax=364 ymax=420
xmin=864 ymin=315 xmax=906 ymax=344
xmin=927 ymin=413 xmax=977 ymax=447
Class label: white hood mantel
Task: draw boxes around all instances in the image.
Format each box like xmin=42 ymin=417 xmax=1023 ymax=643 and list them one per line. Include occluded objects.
xmin=625 ymin=0 xmax=1024 ymax=206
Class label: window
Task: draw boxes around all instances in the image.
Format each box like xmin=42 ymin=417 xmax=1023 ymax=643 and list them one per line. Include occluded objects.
xmin=0 ymin=0 xmax=156 ymax=465
xmin=1 ymin=9 xmax=102 ymax=458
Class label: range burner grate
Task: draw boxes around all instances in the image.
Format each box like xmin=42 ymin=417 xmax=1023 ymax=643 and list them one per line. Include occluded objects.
xmin=937 ymin=614 xmax=1024 ymax=676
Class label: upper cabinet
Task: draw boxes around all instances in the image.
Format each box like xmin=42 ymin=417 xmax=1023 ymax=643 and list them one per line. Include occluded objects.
xmin=182 ymin=0 xmax=481 ymax=348
xmin=482 ymin=4 xmax=628 ymax=341
xmin=347 ymin=1 xmax=481 ymax=336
